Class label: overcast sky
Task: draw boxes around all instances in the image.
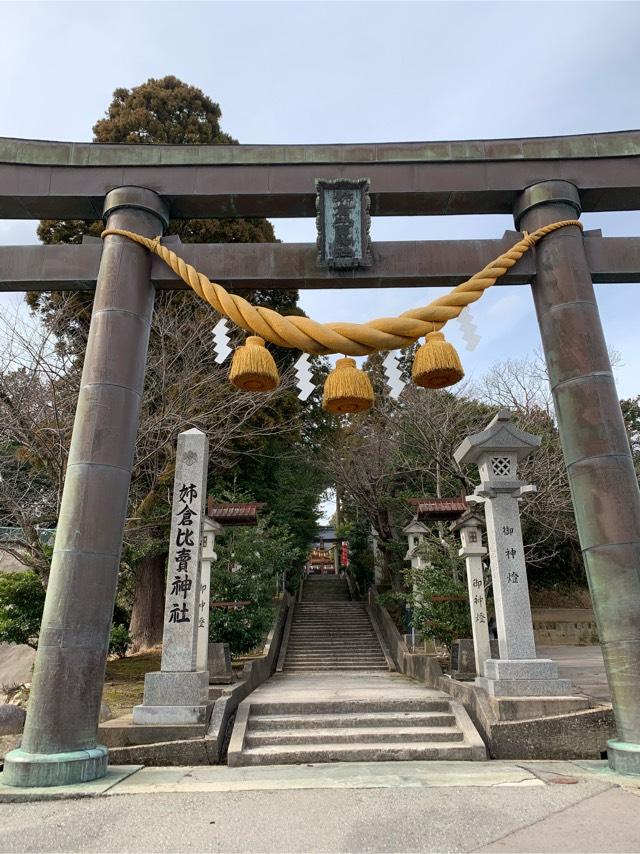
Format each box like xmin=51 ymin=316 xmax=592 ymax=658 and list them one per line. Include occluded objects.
xmin=1 ymin=0 xmax=640 ymax=406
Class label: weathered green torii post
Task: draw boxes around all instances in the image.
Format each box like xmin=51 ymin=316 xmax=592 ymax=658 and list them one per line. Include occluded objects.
xmin=3 ymin=187 xmax=169 ymax=787
xmin=516 ymin=181 xmax=640 ymax=774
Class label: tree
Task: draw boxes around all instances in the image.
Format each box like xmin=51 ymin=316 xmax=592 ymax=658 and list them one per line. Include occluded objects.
xmin=621 ymin=396 xmax=640 ymax=478
xmin=0 ymin=312 xmax=77 ymax=583
xmin=473 ymin=356 xmax=583 ymax=584
xmin=24 ymin=76 xmax=324 ymax=650
xmin=209 ymin=515 xmax=304 ymax=654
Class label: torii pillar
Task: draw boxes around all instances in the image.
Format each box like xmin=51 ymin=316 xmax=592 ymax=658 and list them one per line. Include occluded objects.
xmin=516 ymin=181 xmax=640 ymax=774
xmin=3 ymin=188 xmax=169 ymax=787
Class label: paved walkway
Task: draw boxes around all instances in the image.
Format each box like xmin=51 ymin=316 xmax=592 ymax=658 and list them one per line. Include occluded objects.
xmin=1 ymin=760 xmax=639 ymax=852
xmin=246 ymin=669 xmax=447 ymax=705
xmin=538 ymin=644 xmax=610 ymax=703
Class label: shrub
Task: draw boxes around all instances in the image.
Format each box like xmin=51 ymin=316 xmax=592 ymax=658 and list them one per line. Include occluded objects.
xmin=208 ymin=515 xmax=300 ymax=654
xmin=407 ymin=540 xmax=473 ymax=648
xmin=109 ymin=624 xmax=131 ymax=658
xmin=209 ymin=603 xmax=273 ymax=655
xmin=0 ymin=571 xmax=45 ymax=648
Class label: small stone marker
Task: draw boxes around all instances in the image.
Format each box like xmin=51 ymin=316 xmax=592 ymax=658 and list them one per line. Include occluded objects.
xmin=208 ymin=643 xmax=233 ymax=684
xmin=450 ymin=638 xmax=500 ymax=678
xmin=196 ymin=516 xmax=223 ymax=674
xmin=451 ymin=511 xmax=492 ymax=676
xmin=133 ymin=428 xmax=211 ymax=725
xmin=454 ymin=410 xmax=571 ymax=697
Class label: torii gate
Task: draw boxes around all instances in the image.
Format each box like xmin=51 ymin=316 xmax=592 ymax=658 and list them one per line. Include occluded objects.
xmin=1 ymin=132 xmax=640 ymax=785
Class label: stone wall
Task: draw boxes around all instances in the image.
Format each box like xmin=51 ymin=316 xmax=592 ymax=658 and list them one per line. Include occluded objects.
xmin=532 ymin=608 xmax=598 ymax=645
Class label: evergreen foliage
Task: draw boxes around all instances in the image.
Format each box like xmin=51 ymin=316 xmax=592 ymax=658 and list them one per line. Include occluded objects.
xmin=408 ymin=540 xmax=472 ymax=646
xmin=0 ymin=571 xmax=45 ymax=649
xmin=18 ymin=76 xmax=328 ymax=648
xmin=209 ymin=516 xmax=303 ymax=653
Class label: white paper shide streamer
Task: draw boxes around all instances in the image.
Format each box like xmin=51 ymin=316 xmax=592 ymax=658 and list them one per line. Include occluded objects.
xmin=212 ymin=318 xmax=232 ymax=364
xmin=457 ymin=306 xmax=481 ymax=352
xmin=383 ymin=351 xmax=406 ymax=400
xmin=294 ymin=353 xmax=315 ymax=401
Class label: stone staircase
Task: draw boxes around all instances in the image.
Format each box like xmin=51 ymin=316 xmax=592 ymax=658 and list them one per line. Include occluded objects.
xmin=227 ymin=574 xmax=487 ymax=767
xmin=284 ymin=575 xmax=388 ymax=671
xmin=227 ymin=695 xmax=487 ymax=766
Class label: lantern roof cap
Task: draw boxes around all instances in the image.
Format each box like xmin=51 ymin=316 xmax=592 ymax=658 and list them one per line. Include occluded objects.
xmin=453 ymin=408 xmax=541 ymax=467
xmin=449 ymin=509 xmax=485 ymax=533
xmin=402 ymin=518 xmax=430 ymax=535
xmin=203 ymin=516 xmax=224 ymax=535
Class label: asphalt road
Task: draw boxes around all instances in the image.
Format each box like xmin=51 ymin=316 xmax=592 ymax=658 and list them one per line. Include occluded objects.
xmin=1 ymin=779 xmax=639 ymax=853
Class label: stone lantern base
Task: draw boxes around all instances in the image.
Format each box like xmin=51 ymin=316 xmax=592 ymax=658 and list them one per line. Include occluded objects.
xmin=476 ymin=658 xmax=572 ymax=697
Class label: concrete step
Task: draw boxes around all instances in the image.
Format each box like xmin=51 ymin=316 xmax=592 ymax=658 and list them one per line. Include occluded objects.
xmin=289 ymin=627 xmax=375 ymax=633
xmin=287 ymin=638 xmax=380 ymax=644
xmin=288 ymin=635 xmax=378 ymax=641
xmin=250 ymin=699 xmax=452 ymax=715
xmin=285 ymin=652 xmax=385 ymax=658
xmin=233 ymin=741 xmax=479 ymax=766
xmin=245 ymin=726 xmax=464 ymax=747
xmin=285 ymin=653 xmax=385 ymax=658
xmin=291 ymin=615 xmax=370 ymax=619
xmin=286 ymin=659 xmax=386 ymax=664
xmin=249 ymin=711 xmax=457 ymax=730
xmin=285 ymin=659 xmax=387 ymax=665
xmin=287 ymin=641 xmax=380 ymax=646
xmin=290 ymin=624 xmax=373 ymax=629
xmin=285 ymin=664 xmax=388 ymax=671
xmin=297 ymin=604 xmax=361 ymax=608
xmin=290 ymin=626 xmax=374 ymax=631
xmin=285 ymin=650 xmax=384 ymax=656
xmin=286 ymin=648 xmax=382 ymax=654
xmin=291 ymin=621 xmax=372 ymax=626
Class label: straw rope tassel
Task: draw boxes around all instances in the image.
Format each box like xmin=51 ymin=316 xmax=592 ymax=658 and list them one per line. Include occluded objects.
xmin=229 ymin=336 xmax=279 ymax=391
xmin=412 ymin=330 xmax=464 ymax=389
xmin=323 ymin=358 xmax=374 ymax=414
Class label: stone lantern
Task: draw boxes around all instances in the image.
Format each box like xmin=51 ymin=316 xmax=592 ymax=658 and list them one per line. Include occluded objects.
xmin=450 ymin=510 xmax=491 ymax=676
xmin=454 ymin=409 xmax=571 ymax=697
xmin=403 ymin=518 xmax=430 ymax=570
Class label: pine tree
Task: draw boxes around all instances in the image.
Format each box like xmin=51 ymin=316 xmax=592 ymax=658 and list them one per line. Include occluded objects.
xmin=29 ymin=77 xmax=314 ymax=649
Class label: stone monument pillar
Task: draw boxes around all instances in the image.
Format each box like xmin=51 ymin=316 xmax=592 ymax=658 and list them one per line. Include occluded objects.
xmin=133 ymin=428 xmax=210 ymax=724
xmin=454 ymin=409 xmax=570 ymax=697
xmin=450 ymin=511 xmax=491 ymax=677
xmin=196 ymin=516 xmax=223 ymax=673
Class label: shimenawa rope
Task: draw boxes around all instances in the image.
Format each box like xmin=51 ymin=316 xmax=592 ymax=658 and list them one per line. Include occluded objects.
xmin=101 ymin=220 xmax=582 ymax=358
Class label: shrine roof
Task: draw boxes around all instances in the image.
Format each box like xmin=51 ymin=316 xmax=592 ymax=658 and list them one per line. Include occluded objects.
xmin=407 ymin=497 xmax=469 ymax=521
xmin=206 ymin=500 xmax=265 ymax=526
